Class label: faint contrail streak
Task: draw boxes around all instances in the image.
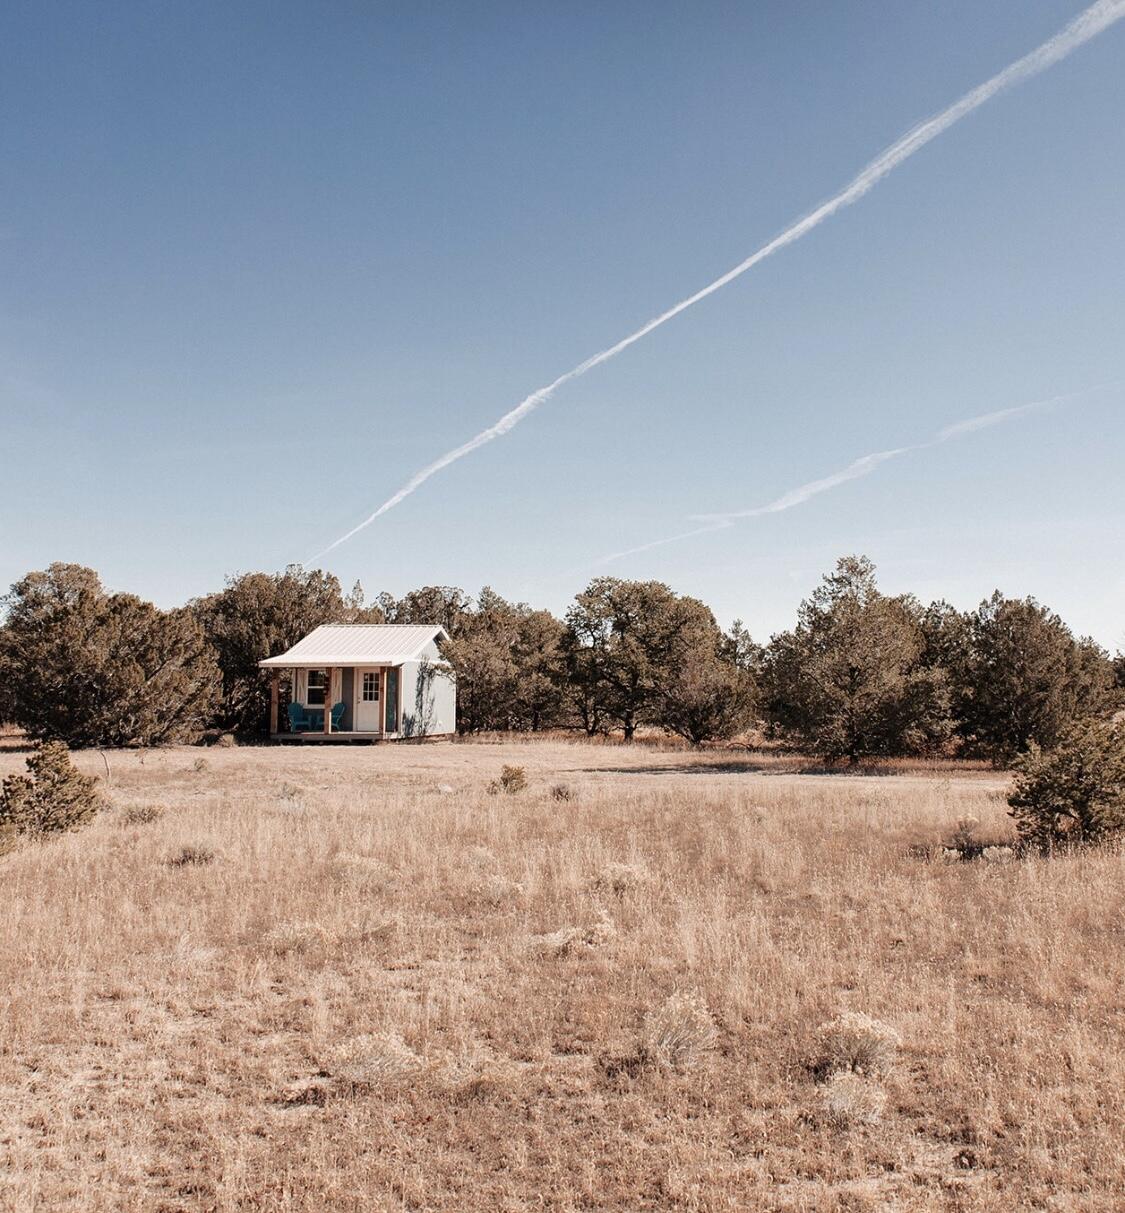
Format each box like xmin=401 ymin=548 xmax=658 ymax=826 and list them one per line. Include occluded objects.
xmin=593 ymin=385 xmax=1116 ymax=565
xmin=314 ymin=0 xmax=1125 ymax=558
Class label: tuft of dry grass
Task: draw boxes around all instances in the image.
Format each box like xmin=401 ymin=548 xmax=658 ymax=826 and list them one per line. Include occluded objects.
xmin=590 ymin=859 xmax=650 ymax=895
xmin=165 ymin=840 xmax=217 ymax=867
xmin=640 ymin=991 xmax=718 ymax=1071
xmin=821 ymin=1069 xmax=888 ymax=1126
xmin=119 ymin=803 xmax=165 ymax=826
xmin=0 ymin=736 xmax=1120 ymax=1211
xmin=813 ymin=1011 xmax=901 ymax=1079
xmin=330 ymin=1031 xmax=426 ymax=1093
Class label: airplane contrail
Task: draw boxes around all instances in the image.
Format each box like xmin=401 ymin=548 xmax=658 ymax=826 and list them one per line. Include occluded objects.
xmin=592 ymin=386 xmax=1116 ymax=565
xmin=314 ymin=0 xmax=1125 ymax=559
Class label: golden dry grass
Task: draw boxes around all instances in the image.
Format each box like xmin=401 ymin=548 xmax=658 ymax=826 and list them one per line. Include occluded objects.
xmin=0 ymin=737 xmax=1122 ymax=1211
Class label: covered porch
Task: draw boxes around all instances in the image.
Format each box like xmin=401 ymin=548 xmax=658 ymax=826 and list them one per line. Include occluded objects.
xmin=266 ymin=664 xmax=402 ymax=742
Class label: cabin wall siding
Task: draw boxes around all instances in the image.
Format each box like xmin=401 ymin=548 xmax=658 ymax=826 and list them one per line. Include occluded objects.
xmin=399 ymin=658 xmax=456 ymax=737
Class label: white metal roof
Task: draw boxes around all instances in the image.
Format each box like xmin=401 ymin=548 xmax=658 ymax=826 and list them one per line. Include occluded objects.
xmin=259 ymin=624 xmax=448 ymax=668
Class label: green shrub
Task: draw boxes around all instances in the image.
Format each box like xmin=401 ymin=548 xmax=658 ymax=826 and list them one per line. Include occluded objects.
xmin=1007 ymin=721 xmax=1125 ymax=852
xmin=488 ymin=765 xmax=527 ymax=795
xmin=0 ymin=741 xmax=100 ymax=851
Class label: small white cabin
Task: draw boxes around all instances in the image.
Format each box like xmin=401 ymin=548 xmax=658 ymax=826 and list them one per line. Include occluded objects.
xmin=259 ymin=624 xmax=456 ymax=741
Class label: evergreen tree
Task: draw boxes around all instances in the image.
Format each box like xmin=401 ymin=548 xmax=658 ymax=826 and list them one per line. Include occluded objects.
xmin=2 ymin=564 xmax=218 ymax=746
xmin=951 ymin=592 xmax=1118 ymax=762
xmin=761 ymin=557 xmax=950 ymax=762
xmin=193 ymin=565 xmax=370 ymax=734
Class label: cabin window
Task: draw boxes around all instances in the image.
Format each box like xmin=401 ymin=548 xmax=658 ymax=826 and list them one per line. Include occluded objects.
xmin=362 ymin=671 xmax=380 ymax=702
xmin=307 ymin=669 xmax=326 ymax=706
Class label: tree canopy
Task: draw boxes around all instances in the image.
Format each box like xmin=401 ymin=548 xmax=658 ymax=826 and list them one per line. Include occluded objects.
xmin=1 ymin=564 xmax=218 ymax=746
xmin=761 ymin=556 xmax=950 ymax=762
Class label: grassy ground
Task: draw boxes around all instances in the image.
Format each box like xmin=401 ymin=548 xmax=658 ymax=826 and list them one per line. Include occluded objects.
xmin=0 ymin=737 xmax=1122 ymax=1212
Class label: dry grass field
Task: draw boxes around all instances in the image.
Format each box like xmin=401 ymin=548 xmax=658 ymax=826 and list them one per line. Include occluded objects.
xmin=1 ymin=737 xmax=1123 ymax=1212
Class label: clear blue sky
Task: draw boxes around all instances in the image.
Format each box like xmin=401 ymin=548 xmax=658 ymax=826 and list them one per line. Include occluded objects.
xmin=3 ymin=1 xmax=1123 ymax=647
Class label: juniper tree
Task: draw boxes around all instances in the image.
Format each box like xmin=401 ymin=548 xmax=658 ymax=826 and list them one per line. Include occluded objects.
xmin=2 ymin=565 xmax=218 ymax=747
xmin=1008 ymin=721 xmax=1125 ymax=851
xmin=761 ymin=556 xmax=950 ymax=762
xmin=0 ymin=741 xmax=100 ymax=850
xmin=192 ymin=565 xmax=372 ymax=734
xmin=564 ymin=578 xmax=722 ymax=742
xmin=950 ymin=592 xmax=1118 ymax=762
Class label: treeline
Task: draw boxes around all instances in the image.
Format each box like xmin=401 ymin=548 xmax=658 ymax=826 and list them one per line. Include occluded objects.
xmin=0 ymin=557 xmax=1121 ymax=763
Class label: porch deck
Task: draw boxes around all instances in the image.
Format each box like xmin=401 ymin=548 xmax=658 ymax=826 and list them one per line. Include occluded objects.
xmin=271 ymin=731 xmax=390 ymax=744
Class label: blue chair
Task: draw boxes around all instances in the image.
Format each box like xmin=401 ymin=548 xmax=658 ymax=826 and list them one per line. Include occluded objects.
xmin=287 ymin=702 xmax=315 ymax=733
xmin=330 ymin=702 xmax=346 ymax=730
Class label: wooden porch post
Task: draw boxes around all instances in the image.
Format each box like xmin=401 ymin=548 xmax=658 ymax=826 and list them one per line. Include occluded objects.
xmin=269 ymin=671 xmax=279 ymax=735
xmin=324 ymin=667 xmax=334 ymax=735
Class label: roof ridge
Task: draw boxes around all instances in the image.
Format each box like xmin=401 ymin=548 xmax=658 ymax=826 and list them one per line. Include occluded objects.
xmin=313 ymin=622 xmax=443 ymax=628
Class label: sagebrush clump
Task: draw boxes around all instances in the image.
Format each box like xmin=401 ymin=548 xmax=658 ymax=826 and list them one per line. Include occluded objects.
xmin=813 ymin=1012 xmax=900 ymax=1079
xmin=121 ymin=804 xmax=165 ymax=826
xmin=640 ymin=992 xmax=718 ymax=1071
xmin=331 ymin=1032 xmax=426 ymax=1093
xmin=821 ymin=1070 xmax=887 ymax=1126
xmin=0 ymin=741 xmax=100 ymax=852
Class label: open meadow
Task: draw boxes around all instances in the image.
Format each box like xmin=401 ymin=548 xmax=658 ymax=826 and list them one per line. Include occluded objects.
xmin=1 ymin=737 xmax=1123 ymax=1212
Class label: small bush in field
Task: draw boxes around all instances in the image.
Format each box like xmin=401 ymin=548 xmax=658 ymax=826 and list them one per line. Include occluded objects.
xmin=192 ymin=757 xmax=208 ymax=773
xmin=331 ymin=1032 xmax=425 ymax=1092
xmin=550 ymin=783 xmax=574 ymax=802
xmin=0 ymin=742 xmax=100 ymax=851
xmin=167 ymin=842 xmax=216 ymax=868
xmin=121 ymin=804 xmax=165 ymax=826
xmin=531 ymin=912 xmax=616 ymax=957
xmin=822 ymin=1070 xmax=887 ymax=1126
xmin=591 ymin=860 xmax=649 ymax=896
xmin=1007 ymin=721 xmax=1125 ymax=852
xmin=813 ymin=1012 xmax=900 ymax=1079
xmin=487 ymin=765 xmax=527 ymax=795
xmin=640 ymin=992 xmax=718 ymax=1071
xmin=263 ymin=920 xmax=332 ymax=956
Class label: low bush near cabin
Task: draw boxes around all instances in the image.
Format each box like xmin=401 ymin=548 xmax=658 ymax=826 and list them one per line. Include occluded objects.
xmin=488 ymin=764 xmax=527 ymax=795
xmin=121 ymin=803 xmax=165 ymax=826
xmin=0 ymin=741 xmax=100 ymax=852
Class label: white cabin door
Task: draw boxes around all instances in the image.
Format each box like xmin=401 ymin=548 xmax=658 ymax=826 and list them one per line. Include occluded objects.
xmin=355 ymin=668 xmax=382 ymax=732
